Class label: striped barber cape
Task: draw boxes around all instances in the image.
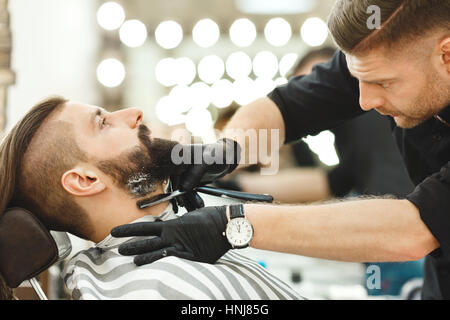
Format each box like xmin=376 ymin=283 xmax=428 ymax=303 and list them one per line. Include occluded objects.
xmin=62 ymin=204 xmax=305 ymax=300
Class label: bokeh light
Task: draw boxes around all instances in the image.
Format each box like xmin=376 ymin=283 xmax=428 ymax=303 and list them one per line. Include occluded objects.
xmin=264 ymin=17 xmax=292 ymax=47
xmin=253 ymin=51 xmax=279 ymax=79
xmin=198 ymin=55 xmax=225 ymax=84
xmin=155 ymin=58 xmax=177 ymax=87
xmin=174 ymin=57 xmax=197 ymax=86
xmin=301 ymin=17 xmax=329 ymax=47
xmin=96 ymin=58 xmax=125 ymax=88
xmin=233 ymin=77 xmax=257 ymax=105
xmin=155 ymin=20 xmax=183 ymax=49
xmin=254 ymin=77 xmax=277 ymax=97
xmin=185 ymin=108 xmax=213 ymax=137
xmin=210 ymin=79 xmax=234 ymax=108
xmin=279 ymin=53 xmax=299 ymax=77
xmin=169 ymin=85 xmax=193 ymax=114
xmin=226 ymin=51 xmax=252 ymax=80
xmin=192 ymin=19 xmax=220 ymax=48
xmin=97 ymin=2 xmax=125 ymax=31
xmin=119 ymin=19 xmax=148 ymax=47
xmin=155 ymin=95 xmax=186 ymax=126
xmin=229 ymin=18 xmax=257 ymax=47
xmin=188 ymin=82 xmax=212 ymax=109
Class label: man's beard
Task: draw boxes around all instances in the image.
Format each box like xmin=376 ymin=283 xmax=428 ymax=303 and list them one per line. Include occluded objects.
xmin=394 ymin=69 xmax=450 ymax=129
xmin=96 ymin=124 xmax=185 ymax=198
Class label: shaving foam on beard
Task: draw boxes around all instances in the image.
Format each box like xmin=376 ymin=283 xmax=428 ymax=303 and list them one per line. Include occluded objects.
xmin=126 ymin=172 xmax=157 ymax=199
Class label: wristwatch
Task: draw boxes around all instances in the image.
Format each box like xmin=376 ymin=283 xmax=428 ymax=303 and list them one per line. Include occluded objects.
xmin=224 ymin=204 xmax=253 ymax=249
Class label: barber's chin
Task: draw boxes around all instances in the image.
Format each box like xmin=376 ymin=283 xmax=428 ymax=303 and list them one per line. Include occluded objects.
xmin=393 ymin=115 xmax=425 ymax=129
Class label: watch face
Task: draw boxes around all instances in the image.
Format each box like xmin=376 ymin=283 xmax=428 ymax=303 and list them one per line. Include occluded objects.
xmin=225 ymin=217 xmax=253 ymax=247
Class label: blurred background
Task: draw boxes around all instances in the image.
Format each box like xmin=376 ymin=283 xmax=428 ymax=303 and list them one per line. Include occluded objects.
xmin=0 ymin=0 xmax=423 ymax=300
xmin=4 ymin=0 xmax=340 ymax=166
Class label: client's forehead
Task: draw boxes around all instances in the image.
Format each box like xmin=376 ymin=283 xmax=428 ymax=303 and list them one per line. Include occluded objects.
xmin=56 ymin=101 xmax=100 ymax=122
xmin=54 ymin=101 xmax=109 ymax=136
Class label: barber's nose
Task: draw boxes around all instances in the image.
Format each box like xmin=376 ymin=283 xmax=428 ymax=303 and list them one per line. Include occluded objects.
xmin=113 ymin=108 xmax=143 ymax=129
xmin=359 ymin=82 xmax=385 ymax=111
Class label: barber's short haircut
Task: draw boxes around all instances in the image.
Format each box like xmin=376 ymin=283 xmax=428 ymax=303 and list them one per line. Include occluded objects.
xmin=0 ymin=97 xmax=93 ymax=240
xmin=328 ymin=0 xmax=450 ymax=54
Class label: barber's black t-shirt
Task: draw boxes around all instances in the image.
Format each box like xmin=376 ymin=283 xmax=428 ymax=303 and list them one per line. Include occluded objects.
xmin=268 ymin=50 xmax=450 ymax=300
xmin=328 ymin=110 xmax=414 ymax=198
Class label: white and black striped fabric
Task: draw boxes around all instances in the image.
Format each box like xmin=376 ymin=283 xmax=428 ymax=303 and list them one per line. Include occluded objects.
xmin=62 ymin=204 xmax=304 ymax=300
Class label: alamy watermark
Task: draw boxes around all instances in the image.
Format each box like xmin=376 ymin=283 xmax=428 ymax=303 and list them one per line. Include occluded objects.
xmin=170 ymin=127 xmax=281 ymax=176
xmin=367 ymin=5 xmax=382 ymax=30
xmin=366 ymin=264 xmax=381 ymax=290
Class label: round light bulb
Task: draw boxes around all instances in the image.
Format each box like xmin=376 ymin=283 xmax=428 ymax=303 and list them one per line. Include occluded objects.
xmin=264 ymin=18 xmax=292 ymax=47
xmin=119 ymin=19 xmax=148 ymax=48
xmin=279 ymin=53 xmax=299 ymax=77
xmin=301 ymin=17 xmax=329 ymax=47
xmin=174 ymin=57 xmax=196 ymax=86
xmin=188 ymin=82 xmax=212 ymax=109
xmin=155 ymin=20 xmax=183 ymax=49
xmin=253 ymin=51 xmax=279 ymax=79
xmin=97 ymin=2 xmax=125 ymax=31
xmin=229 ymin=18 xmax=257 ymax=47
xmin=185 ymin=108 xmax=213 ymax=137
xmin=198 ymin=55 xmax=225 ymax=84
xmin=192 ymin=19 xmax=220 ymax=48
xmin=211 ymin=79 xmax=234 ymax=108
xmin=97 ymin=58 xmax=126 ymax=88
xmin=155 ymin=58 xmax=177 ymax=87
xmin=233 ymin=77 xmax=257 ymax=105
xmin=226 ymin=51 xmax=252 ymax=80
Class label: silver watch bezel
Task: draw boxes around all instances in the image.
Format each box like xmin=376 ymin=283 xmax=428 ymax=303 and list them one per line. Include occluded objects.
xmin=225 ymin=217 xmax=253 ymax=249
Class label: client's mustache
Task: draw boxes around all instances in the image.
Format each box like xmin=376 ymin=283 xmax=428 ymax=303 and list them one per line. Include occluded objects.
xmin=129 ymin=124 xmax=189 ymax=196
xmin=138 ymin=124 xmax=152 ymax=142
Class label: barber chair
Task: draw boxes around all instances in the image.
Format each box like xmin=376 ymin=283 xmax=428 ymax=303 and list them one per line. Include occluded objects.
xmin=0 ymin=207 xmax=72 ymax=300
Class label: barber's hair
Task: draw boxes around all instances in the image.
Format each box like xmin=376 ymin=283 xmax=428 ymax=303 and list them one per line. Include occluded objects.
xmin=328 ymin=0 xmax=450 ymax=54
xmin=0 ymin=97 xmax=92 ymax=239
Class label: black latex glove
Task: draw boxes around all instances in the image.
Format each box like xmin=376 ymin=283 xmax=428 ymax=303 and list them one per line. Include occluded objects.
xmin=170 ymin=138 xmax=241 ymax=212
xmin=111 ymin=206 xmax=231 ymax=265
xmin=169 ymin=174 xmax=204 ymax=213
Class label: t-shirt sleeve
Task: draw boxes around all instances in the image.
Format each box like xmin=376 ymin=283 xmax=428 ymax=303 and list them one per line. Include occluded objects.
xmin=268 ymin=50 xmax=363 ymax=143
xmin=407 ymin=161 xmax=450 ymax=255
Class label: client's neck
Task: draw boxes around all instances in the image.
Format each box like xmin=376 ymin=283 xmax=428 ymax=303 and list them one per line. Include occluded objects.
xmin=86 ymin=186 xmax=169 ymax=243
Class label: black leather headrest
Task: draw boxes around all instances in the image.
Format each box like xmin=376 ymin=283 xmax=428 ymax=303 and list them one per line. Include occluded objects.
xmin=0 ymin=207 xmax=58 ymax=288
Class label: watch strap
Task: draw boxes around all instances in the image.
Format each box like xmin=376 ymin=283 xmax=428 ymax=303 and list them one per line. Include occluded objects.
xmin=229 ymin=204 xmax=245 ymax=220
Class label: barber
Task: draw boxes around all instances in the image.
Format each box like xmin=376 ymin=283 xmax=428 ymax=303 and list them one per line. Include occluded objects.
xmin=112 ymin=0 xmax=450 ymax=299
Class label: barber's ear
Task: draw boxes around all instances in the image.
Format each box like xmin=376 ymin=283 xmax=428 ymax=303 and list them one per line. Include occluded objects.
xmin=61 ymin=167 xmax=106 ymax=196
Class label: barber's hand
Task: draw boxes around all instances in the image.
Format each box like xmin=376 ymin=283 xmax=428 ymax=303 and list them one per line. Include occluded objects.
xmin=170 ymin=138 xmax=241 ymax=211
xmin=111 ymin=206 xmax=231 ymax=265
xmin=177 ymin=138 xmax=241 ymax=190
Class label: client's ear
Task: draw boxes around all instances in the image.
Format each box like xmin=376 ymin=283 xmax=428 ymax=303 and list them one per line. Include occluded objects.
xmin=61 ymin=166 xmax=106 ymax=196
xmin=439 ymin=37 xmax=450 ymax=72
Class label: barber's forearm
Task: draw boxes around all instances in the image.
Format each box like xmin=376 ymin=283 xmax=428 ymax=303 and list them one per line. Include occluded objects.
xmin=221 ymin=97 xmax=286 ymax=169
xmin=238 ymin=168 xmax=331 ymax=203
xmin=245 ymin=199 xmax=439 ymax=262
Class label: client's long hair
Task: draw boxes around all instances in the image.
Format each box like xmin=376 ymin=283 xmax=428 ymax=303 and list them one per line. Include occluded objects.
xmin=0 ymin=96 xmax=90 ymax=299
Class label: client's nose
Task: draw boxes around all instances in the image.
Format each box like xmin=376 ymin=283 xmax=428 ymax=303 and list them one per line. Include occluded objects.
xmin=114 ymin=108 xmax=143 ymax=129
